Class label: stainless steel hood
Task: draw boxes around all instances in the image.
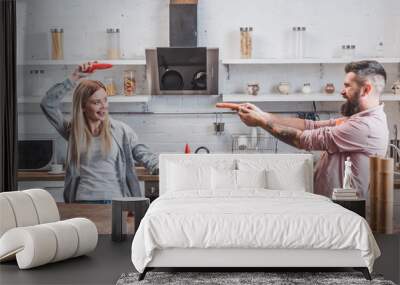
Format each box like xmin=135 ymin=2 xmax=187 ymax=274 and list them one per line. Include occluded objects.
xmin=145 ymin=1 xmax=219 ymax=95
xmin=146 ymin=47 xmax=219 ymax=95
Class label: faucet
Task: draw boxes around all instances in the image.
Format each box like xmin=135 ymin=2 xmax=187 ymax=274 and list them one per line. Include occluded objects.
xmin=388 ymin=143 xmax=400 ymax=171
xmin=195 ymin=146 xmax=210 ymax=154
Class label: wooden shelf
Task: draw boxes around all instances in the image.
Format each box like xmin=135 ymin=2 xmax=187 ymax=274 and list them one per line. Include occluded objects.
xmin=222 ymin=93 xmax=400 ymax=102
xmin=19 ymin=59 xmax=146 ymax=66
xmin=221 ymin=58 xmax=400 ymax=65
xmin=18 ymin=95 xmax=151 ymax=103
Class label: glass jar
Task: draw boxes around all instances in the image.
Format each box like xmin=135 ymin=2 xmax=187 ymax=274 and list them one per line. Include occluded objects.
xmin=277 ymin=82 xmax=291 ymax=95
xmin=324 ymin=83 xmax=335 ymax=94
xmin=123 ymin=70 xmax=136 ymax=96
xmin=106 ymin=28 xmax=120 ymax=59
xmin=50 ymin=28 xmax=64 ymax=60
xmin=104 ymin=77 xmax=117 ymax=96
xmin=247 ymin=27 xmax=253 ymax=59
xmin=240 ymin=27 xmax=247 ymax=58
xmin=240 ymin=27 xmax=252 ymax=59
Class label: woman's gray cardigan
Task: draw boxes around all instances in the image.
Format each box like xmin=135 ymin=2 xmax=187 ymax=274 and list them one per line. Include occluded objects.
xmin=40 ymin=78 xmax=159 ymax=202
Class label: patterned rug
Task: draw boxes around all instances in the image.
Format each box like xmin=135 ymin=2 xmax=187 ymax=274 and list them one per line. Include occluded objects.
xmin=116 ymin=271 xmax=396 ymax=285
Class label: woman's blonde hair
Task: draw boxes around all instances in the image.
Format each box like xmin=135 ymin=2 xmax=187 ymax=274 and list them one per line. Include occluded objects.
xmin=68 ymin=80 xmax=112 ymax=168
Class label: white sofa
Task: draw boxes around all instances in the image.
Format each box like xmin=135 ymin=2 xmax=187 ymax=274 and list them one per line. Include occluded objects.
xmin=0 ymin=189 xmax=98 ymax=269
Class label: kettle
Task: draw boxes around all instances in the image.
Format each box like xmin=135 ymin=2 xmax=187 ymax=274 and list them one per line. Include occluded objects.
xmin=195 ymin=146 xmax=210 ymax=154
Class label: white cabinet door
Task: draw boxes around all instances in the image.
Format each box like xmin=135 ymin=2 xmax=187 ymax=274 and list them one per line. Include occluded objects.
xmin=18 ymin=181 xmax=65 ymax=202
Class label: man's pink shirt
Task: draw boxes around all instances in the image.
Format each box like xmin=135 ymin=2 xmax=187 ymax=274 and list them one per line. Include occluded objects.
xmin=299 ymin=104 xmax=389 ymax=198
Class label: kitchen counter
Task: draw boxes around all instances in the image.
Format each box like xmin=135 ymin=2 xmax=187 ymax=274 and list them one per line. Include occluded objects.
xmin=17 ymin=167 xmax=159 ymax=182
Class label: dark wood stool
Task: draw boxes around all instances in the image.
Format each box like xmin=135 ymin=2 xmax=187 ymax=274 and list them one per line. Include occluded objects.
xmin=112 ymin=197 xmax=150 ymax=242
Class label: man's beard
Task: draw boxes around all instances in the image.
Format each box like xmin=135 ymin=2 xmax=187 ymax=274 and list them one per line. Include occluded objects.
xmin=340 ymin=90 xmax=361 ymax=116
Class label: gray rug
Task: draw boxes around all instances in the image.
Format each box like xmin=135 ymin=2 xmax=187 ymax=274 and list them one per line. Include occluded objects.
xmin=116 ymin=271 xmax=396 ymax=285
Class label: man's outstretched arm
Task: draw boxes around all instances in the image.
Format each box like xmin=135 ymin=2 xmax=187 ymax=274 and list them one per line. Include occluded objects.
xmin=260 ymin=119 xmax=303 ymax=149
xmin=238 ymin=105 xmax=303 ymax=148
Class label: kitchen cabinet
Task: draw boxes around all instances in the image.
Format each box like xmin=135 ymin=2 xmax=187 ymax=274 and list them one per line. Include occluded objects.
xmin=223 ymin=93 xmax=400 ymax=102
xmin=18 ymin=180 xmax=65 ymax=202
xmin=17 ymin=95 xmax=151 ymax=104
xmin=221 ymin=57 xmax=400 ymax=102
xmin=17 ymin=167 xmax=159 ymax=203
xmin=19 ymin=59 xmax=146 ymax=66
xmin=18 ymin=59 xmax=151 ymax=103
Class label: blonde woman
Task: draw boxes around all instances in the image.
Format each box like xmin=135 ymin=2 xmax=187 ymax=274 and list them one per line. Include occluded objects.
xmin=41 ymin=62 xmax=158 ymax=203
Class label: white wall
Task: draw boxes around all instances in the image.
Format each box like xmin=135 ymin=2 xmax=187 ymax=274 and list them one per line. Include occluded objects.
xmin=16 ymin=0 xmax=400 ymax=163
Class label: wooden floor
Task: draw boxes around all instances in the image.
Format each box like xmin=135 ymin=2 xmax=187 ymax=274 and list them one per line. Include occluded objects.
xmin=1 ymin=234 xmax=398 ymax=285
xmin=0 ymin=235 xmax=134 ymax=285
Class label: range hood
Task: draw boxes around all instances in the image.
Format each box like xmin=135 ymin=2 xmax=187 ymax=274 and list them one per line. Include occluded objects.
xmin=146 ymin=0 xmax=219 ymax=95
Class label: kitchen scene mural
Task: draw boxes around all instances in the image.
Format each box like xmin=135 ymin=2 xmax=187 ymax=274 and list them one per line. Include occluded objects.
xmin=17 ymin=0 xmax=400 ymax=203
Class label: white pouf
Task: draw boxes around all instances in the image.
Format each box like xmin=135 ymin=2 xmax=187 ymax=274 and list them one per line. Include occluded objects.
xmin=0 ymin=189 xmax=98 ymax=269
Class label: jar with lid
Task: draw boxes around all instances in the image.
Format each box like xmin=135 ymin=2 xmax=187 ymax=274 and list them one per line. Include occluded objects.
xmin=247 ymin=27 xmax=253 ymax=58
xmin=277 ymin=82 xmax=291 ymax=95
xmin=324 ymin=83 xmax=335 ymax=94
xmin=106 ymin=28 xmax=121 ymax=59
xmin=292 ymin=26 xmax=306 ymax=58
xmin=104 ymin=77 xmax=117 ymax=96
xmin=301 ymin=83 xmax=312 ymax=94
xmin=240 ymin=27 xmax=253 ymax=59
xmin=50 ymin=28 xmax=64 ymax=60
xmin=123 ymin=70 xmax=136 ymax=96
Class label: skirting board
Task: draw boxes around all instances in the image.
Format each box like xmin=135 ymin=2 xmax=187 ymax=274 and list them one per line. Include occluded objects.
xmin=147 ymin=248 xmax=366 ymax=268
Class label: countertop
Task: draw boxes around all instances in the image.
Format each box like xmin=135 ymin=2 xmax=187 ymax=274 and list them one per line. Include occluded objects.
xmin=16 ymin=169 xmax=400 ymax=187
xmin=17 ymin=167 xmax=159 ymax=182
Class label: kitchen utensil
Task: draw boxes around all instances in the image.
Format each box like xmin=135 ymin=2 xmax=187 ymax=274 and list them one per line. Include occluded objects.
xmin=237 ymin=135 xmax=248 ymax=151
xmin=251 ymin=127 xmax=258 ymax=148
xmin=194 ymin=146 xmax=210 ymax=154
xmin=160 ymin=55 xmax=184 ymax=90
xmin=214 ymin=113 xmax=225 ymax=135
xmin=390 ymin=124 xmax=400 ymax=167
xmin=192 ymin=70 xmax=207 ymax=90
xmin=161 ymin=69 xmax=183 ymax=90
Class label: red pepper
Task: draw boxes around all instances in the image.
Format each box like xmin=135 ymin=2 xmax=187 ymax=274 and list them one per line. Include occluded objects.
xmin=81 ymin=63 xmax=113 ymax=73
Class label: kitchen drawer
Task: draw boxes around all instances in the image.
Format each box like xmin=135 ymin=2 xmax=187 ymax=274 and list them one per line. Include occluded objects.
xmin=144 ymin=181 xmax=159 ymax=202
xmin=395 ymin=189 xmax=400 ymax=228
xmin=18 ymin=181 xmax=64 ymax=202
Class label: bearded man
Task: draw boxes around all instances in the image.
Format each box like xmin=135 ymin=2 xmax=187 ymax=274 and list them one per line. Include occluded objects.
xmin=237 ymin=60 xmax=389 ymax=198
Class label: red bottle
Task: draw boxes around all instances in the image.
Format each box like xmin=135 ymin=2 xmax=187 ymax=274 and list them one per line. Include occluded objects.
xmin=184 ymin=143 xmax=191 ymax=154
